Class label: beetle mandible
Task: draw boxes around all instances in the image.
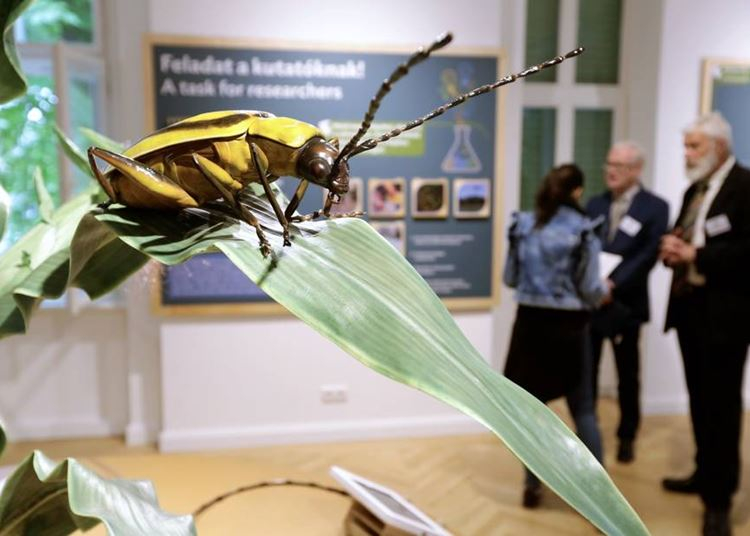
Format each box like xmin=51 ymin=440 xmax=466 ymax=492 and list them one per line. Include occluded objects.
xmin=87 ymin=33 xmax=583 ymax=257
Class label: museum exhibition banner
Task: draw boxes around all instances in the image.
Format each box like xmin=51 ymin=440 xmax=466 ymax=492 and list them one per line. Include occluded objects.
xmin=144 ymin=35 xmax=504 ymax=315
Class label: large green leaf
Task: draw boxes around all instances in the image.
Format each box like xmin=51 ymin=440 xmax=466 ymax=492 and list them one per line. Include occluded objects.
xmin=32 ymin=167 xmax=54 ymax=224
xmin=0 ymin=0 xmax=33 ymax=104
xmin=0 ymin=450 xmax=195 ymax=535
xmin=60 ymin=192 xmax=648 ymax=535
xmin=0 ymin=182 xmax=114 ymax=338
xmin=0 ymin=127 xmax=138 ymax=339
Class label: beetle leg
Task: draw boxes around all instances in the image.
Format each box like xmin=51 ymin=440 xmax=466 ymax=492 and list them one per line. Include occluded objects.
xmin=291 ymin=194 xmax=332 ymax=221
xmin=87 ymin=147 xmax=118 ymax=201
xmin=322 ymin=194 xmax=334 ymax=217
xmin=284 ymin=180 xmax=309 ymax=220
xmin=192 ymin=154 xmax=272 ymax=257
xmin=250 ymin=143 xmax=291 ymax=247
xmin=189 ymin=154 xmax=243 ymax=195
xmin=88 ymin=147 xmax=198 ymax=209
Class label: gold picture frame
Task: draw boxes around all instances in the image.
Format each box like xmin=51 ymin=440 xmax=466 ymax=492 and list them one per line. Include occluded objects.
xmin=367 ymin=177 xmax=406 ymax=219
xmin=453 ymin=178 xmax=491 ymax=219
xmin=411 ymin=178 xmax=449 ymax=219
xmin=700 ymin=58 xmax=750 ymax=113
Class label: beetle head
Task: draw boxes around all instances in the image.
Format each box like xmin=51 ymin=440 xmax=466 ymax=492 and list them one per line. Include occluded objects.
xmin=297 ymin=137 xmax=349 ymax=197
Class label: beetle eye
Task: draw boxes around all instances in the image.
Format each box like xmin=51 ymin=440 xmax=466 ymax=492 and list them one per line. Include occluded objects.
xmin=310 ymin=160 xmax=329 ymax=181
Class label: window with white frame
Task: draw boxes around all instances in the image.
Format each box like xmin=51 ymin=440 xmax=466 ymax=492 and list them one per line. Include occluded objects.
xmin=520 ymin=0 xmax=624 ymax=209
xmin=0 ymin=0 xmax=112 ymax=307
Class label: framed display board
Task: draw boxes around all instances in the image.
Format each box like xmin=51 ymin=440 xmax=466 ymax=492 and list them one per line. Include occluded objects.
xmin=701 ymin=58 xmax=750 ymax=166
xmin=144 ymin=35 xmax=504 ymax=315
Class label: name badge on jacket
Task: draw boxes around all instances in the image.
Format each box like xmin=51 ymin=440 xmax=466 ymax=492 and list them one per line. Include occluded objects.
xmin=705 ymin=214 xmax=732 ymax=237
xmin=619 ymin=215 xmax=642 ymax=237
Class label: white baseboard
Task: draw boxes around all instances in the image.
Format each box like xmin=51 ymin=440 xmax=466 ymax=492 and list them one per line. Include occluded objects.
xmin=158 ymin=414 xmax=487 ymax=453
xmin=6 ymin=417 xmax=121 ymax=442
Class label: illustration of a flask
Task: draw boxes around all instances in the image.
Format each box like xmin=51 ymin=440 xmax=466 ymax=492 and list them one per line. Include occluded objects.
xmin=441 ymin=123 xmax=482 ymax=173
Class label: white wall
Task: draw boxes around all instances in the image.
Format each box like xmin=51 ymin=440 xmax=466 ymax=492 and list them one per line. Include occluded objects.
xmin=0 ymin=309 xmax=128 ymax=439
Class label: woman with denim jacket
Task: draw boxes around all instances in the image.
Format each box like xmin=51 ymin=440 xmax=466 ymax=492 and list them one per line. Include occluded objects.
xmin=503 ymin=163 xmax=607 ymax=508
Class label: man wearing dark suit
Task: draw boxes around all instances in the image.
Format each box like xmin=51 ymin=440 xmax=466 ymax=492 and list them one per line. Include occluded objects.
xmin=661 ymin=112 xmax=750 ymax=536
xmin=586 ymin=141 xmax=669 ymax=464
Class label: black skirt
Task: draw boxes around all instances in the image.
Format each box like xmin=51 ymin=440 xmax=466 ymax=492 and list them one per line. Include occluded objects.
xmin=504 ymin=304 xmax=590 ymax=403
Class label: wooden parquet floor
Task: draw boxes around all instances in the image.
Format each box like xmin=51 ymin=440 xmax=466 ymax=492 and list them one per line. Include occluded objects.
xmin=4 ymin=399 xmax=750 ymax=535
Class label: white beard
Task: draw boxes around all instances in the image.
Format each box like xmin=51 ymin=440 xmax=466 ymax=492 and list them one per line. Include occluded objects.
xmin=685 ymin=150 xmax=718 ymax=182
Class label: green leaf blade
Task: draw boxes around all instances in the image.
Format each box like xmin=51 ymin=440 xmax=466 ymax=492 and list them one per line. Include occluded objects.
xmin=0 ymin=451 xmax=195 ymax=536
xmin=0 ymin=185 xmax=101 ymax=339
xmin=217 ymin=219 xmax=647 ymax=536
xmin=75 ymin=195 xmax=648 ymax=535
xmin=0 ymin=0 xmax=34 ymax=104
xmin=33 ymin=167 xmax=55 ymax=223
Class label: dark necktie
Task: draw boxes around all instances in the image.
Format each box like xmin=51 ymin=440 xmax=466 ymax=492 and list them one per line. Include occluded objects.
xmin=672 ymin=179 xmax=710 ymax=295
xmin=677 ymin=179 xmax=710 ymax=242
xmin=608 ymin=195 xmax=629 ymax=242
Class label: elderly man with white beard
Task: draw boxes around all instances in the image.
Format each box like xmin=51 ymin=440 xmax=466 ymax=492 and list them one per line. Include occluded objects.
xmin=661 ymin=112 xmax=750 ymax=536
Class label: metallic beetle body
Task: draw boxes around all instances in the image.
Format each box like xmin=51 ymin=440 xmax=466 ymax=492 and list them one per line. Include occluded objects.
xmin=94 ymin=110 xmax=347 ymax=212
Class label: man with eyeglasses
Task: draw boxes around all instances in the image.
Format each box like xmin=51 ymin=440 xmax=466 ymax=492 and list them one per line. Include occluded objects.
xmin=586 ymin=141 xmax=669 ymax=464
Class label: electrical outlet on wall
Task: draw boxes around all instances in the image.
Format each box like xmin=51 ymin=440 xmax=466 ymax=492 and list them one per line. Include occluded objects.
xmin=320 ymin=384 xmax=348 ymax=403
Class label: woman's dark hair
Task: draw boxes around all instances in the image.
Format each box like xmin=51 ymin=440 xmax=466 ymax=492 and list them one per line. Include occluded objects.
xmin=534 ymin=163 xmax=585 ymax=226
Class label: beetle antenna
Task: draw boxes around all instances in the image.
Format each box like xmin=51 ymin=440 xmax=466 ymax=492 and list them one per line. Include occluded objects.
xmin=333 ymin=32 xmax=453 ymax=168
xmin=344 ymin=47 xmax=584 ymax=160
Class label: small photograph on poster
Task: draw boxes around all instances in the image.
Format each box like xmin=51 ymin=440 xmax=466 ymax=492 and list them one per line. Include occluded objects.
xmin=453 ymin=178 xmax=491 ymax=219
xmin=327 ymin=177 xmax=363 ymax=216
xmin=371 ymin=221 xmax=406 ymax=255
xmin=368 ymin=177 xmax=406 ymax=218
xmin=411 ymin=177 xmax=449 ymax=219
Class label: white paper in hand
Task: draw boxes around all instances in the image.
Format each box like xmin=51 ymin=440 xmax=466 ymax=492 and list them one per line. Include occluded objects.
xmin=599 ymin=251 xmax=623 ymax=279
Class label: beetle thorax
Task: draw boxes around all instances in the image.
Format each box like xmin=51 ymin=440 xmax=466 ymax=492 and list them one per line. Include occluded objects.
xmin=250 ymin=137 xmax=298 ymax=178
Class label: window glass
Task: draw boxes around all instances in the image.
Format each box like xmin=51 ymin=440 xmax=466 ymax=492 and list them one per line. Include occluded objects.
xmin=574 ymin=108 xmax=613 ymax=203
xmin=525 ymin=0 xmax=560 ymax=83
xmin=576 ymin=0 xmax=622 ymax=84
xmin=520 ymin=108 xmax=556 ymax=210
xmin=0 ymin=73 xmax=59 ymax=251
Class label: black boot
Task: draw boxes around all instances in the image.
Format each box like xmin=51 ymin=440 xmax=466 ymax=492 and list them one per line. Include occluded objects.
xmin=617 ymin=439 xmax=634 ymax=463
xmin=662 ymin=473 xmax=699 ymax=494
